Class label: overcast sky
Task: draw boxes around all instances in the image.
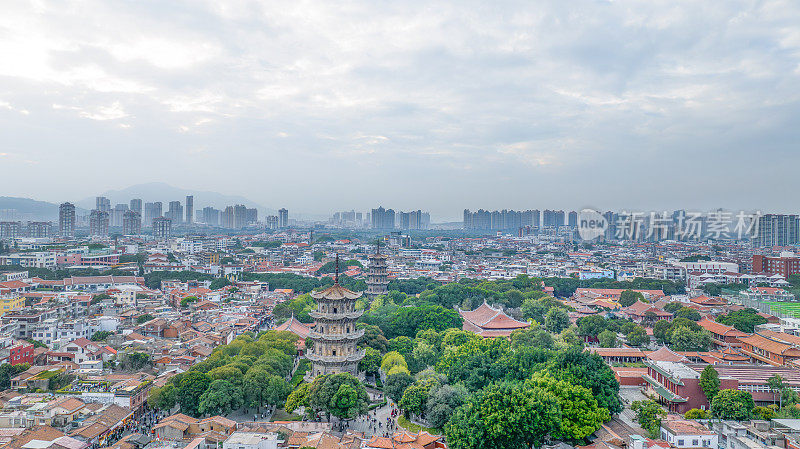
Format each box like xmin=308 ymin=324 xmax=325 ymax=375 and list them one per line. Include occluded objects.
xmin=1 ymin=1 xmax=799 ymax=221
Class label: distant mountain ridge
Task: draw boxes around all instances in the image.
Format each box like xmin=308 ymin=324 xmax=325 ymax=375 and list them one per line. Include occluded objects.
xmin=0 ymin=197 xmax=89 ymax=221
xmin=77 ymin=182 xmax=273 ymax=215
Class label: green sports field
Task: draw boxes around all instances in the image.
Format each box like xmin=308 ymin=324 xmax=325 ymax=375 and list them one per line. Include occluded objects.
xmin=764 ymin=301 xmax=800 ymax=318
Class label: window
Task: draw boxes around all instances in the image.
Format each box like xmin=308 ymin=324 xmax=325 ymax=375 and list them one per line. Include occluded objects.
xmin=678 ymin=440 xmax=684 ymax=446
xmin=693 ymin=440 xmax=699 ymax=446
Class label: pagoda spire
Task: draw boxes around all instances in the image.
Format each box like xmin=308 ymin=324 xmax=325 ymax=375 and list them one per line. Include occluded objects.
xmin=334 ymin=253 xmax=340 ymax=284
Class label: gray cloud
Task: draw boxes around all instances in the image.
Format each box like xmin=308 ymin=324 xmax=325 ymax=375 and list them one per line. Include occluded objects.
xmin=1 ymin=0 xmax=799 ymax=220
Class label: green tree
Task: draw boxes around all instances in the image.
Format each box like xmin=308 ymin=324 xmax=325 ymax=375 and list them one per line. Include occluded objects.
xmin=388 ymin=336 xmax=414 ymax=357
xmin=545 ymin=308 xmax=570 ymax=334
xmin=527 ymin=374 xmax=610 ymax=440
xmin=272 ymin=294 xmax=317 ymax=323
xmin=90 ymin=293 xmax=112 ymax=305
xmin=631 ymin=400 xmax=666 ymax=438
xmin=198 ymin=380 xmax=244 ymax=415
xmin=441 ymin=328 xmax=480 ymax=348
xmin=684 ymin=408 xmax=707 ymax=419
xmin=285 ymin=382 xmax=311 ymax=413
xmin=700 ymin=365 xmax=720 ymax=402
xmin=653 ymin=320 xmax=671 ymax=344
xmin=307 ymin=373 xmax=368 ymax=421
xmin=359 ymin=347 xmax=382 ymax=375
xmin=208 ymin=365 xmax=243 ymax=381
xmin=545 ymin=348 xmax=622 ymax=414
xmin=711 ymin=389 xmax=755 ymax=420
xmin=136 ymin=314 xmax=154 ymax=324
xmin=598 ymin=330 xmax=618 ymax=348
xmin=91 ymin=330 xmax=113 ymax=341
xmin=358 ymin=324 xmax=389 ymax=353
xmin=510 ymin=326 xmax=555 ymax=350
xmin=118 ymin=352 xmax=151 ymax=371
xmin=180 ymin=295 xmax=200 ymax=307
xmin=426 ymin=383 xmax=468 ymax=429
xmin=717 ymin=308 xmax=769 ymax=333
xmin=243 ymin=369 xmax=290 ymax=409
xmin=663 ymin=302 xmax=684 ymax=314
xmin=410 ymin=341 xmax=438 ymax=372
xmin=209 ymin=277 xmax=232 ymax=290
xmin=436 ymin=337 xmax=512 ymax=391
xmin=381 ymin=351 xmax=408 ymax=373
xmin=176 ymin=371 xmax=212 ymax=417
xmin=147 ymin=385 xmax=177 ymax=410
xmin=754 ymin=406 xmax=776 ymax=420
xmin=577 ymin=315 xmax=607 ymax=337
xmin=558 ymin=328 xmax=584 ymax=349
xmin=626 ymin=327 xmax=649 ymax=346
xmin=384 ymin=372 xmax=414 ymax=402
xmin=400 ymin=382 xmax=431 ymax=416
xmin=445 ymin=382 xmax=561 ymax=449
xmin=384 ymin=304 xmax=463 ymax=339
xmin=766 ymin=374 xmax=797 ymax=408
xmin=502 ymin=289 xmax=526 ymax=309
xmin=669 ymin=326 xmax=712 ymax=351
xmin=316 ymin=259 xmax=363 ymax=275
xmin=329 ymin=383 xmax=368 ymax=420
xmin=619 ymin=290 xmax=645 ymax=307
xmin=675 ymin=307 xmax=701 ymax=321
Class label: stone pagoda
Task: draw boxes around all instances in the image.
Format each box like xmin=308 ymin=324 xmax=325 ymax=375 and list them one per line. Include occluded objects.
xmin=306 ymin=256 xmax=365 ymax=378
xmin=365 ymin=244 xmax=389 ymax=298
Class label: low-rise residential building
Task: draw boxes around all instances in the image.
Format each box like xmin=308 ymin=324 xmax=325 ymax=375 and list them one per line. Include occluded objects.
xmin=660 ymin=419 xmax=718 ymax=449
xmin=222 ymin=432 xmax=278 ymax=449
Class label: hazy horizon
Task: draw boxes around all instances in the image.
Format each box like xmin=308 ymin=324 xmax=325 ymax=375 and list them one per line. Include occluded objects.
xmin=2 ymin=1 xmax=799 ymax=219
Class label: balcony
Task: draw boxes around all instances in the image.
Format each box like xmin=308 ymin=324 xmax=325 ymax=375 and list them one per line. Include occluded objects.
xmin=308 ymin=328 xmax=365 ymax=341
xmin=308 ymin=310 xmax=363 ymax=320
xmin=306 ymin=348 xmax=365 ymax=364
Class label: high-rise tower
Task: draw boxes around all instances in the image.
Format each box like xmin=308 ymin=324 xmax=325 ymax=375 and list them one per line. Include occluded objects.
xmin=306 ymin=257 xmax=365 ymax=378
xmin=185 ymin=195 xmax=194 ymax=224
xmin=366 ymin=244 xmax=389 ymax=298
xmin=278 ymin=208 xmax=289 ymax=228
xmin=59 ymin=202 xmax=76 ymax=237
xmin=123 ymin=210 xmax=142 ymax=235
xmin=89 ymin=210 xmax=109 ymax=237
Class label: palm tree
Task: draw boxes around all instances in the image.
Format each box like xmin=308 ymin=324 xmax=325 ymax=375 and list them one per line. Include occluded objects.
xmin=767 ymin=374 xmax=785 ymax=408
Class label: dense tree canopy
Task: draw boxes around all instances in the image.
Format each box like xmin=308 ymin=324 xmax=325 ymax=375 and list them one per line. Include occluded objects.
xmin=619 ymin=290 xmax=645 ymax=307
xmin=632 ymin=400 xmax=666 ymax=438
xmin=543 ymin=277 xmax=684 ymax=298
xmin=711 ymin=389 xmax=755 ymax=420
xmin=150 ymin=331 xmax=296 ymax=417
xmin=307 ymin=373 xmax=369 ymax=420
xmin=717 ymin=308 xmax=768 ymax=333
xmin=446 ymin=382 xmax=561 ymax=449
xmin=700 ymin=365 xmax=720 ymax=402
xmin=526 ymin=374 xmax=610 ymax=440
xmin=273 ymin=294 xmax=316 ymax=323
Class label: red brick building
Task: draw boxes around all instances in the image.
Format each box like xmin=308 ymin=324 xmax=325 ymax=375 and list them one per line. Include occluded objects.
xmin=753 ymin=255 xmax=800 ymax=280
xmin=644 ymin=361 xmax=800 ymax=413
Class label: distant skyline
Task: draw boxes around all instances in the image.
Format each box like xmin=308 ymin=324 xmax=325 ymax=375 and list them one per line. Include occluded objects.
xmin=2 ymin=1 xmax=799 ymax=220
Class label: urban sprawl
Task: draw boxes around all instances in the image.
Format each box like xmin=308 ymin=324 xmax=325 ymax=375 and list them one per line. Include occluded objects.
xmin=2 ymin=196 xmax=800 ymax=449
